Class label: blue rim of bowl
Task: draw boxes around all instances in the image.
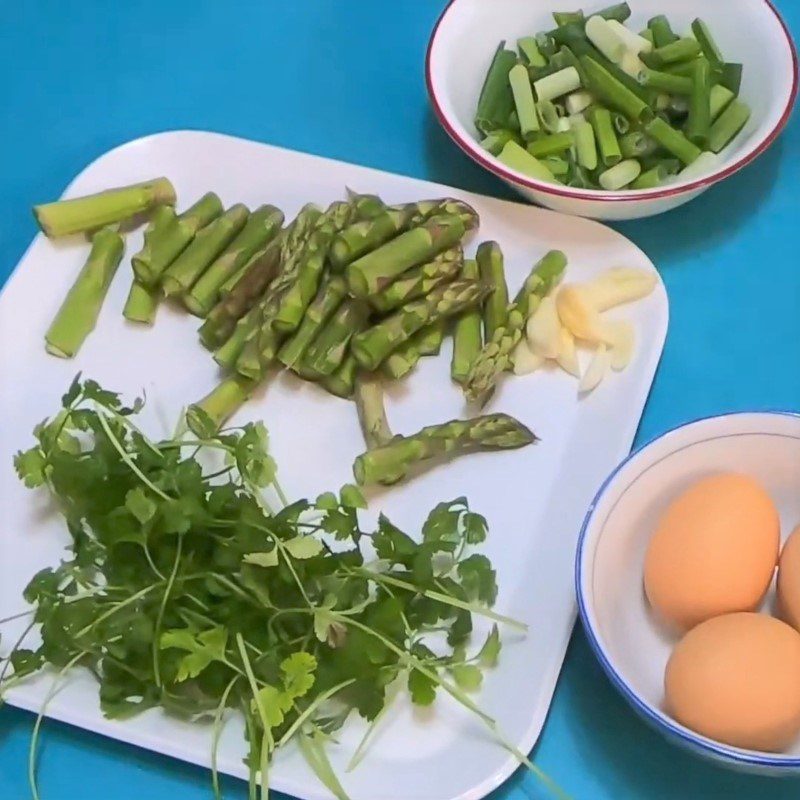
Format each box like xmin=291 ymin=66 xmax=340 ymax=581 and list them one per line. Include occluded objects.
xmin=574 ymin=410 xmax=800 ymax=768
xmin=426 ymin=0 xmax=799 ymax=203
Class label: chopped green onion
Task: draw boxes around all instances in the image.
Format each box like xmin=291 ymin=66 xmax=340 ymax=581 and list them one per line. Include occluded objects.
xmin=619 ymin=50 xmax=647 ymax=79
xmin=645 ymin=117 xmax=702 ymax=165
xmin=537 ymin=99 xmax=561 ymax=132
xmin=671 ymin=151 xmax=720 ymax=182
xmin=710 ymin=84 xmax=735 ymax=121
xmin=596 ymin=3 xmax=632 ymax=23
xmin=542 ymin=155 xmax=570 ymax=176
xmin=619 ymin=131 xmax=657 ymax=159
xmin=548 ymin=21 xmax=588 ymax=49
xmin=526 ymin=131 xmax=574 ymax=158
xmin=536 ymin=32 xmax=558 ymax=58
xmin=662 ymin=58 xmax=707 ymax=79
xmin=691 ymin=19 xmax=724 ymax=67
xmin=655 ymin=93 xmax=671 ymax=111
xmin=639 ymin=29 xmax=654 ymax=46
xmin=585 ymin=15 xmax=626 ymax=64
xmin=599 ymin=159 xmax=642 ymax=190
xmin=565 ymin=90 xmax=594 ymax=115
xmin=641 ymin=156 xmax=682 ymax=175
xmin=613 ymin=112 xmax=630 ymax=135
xmin=553 ymin=10 xmax=584 ymax=27
xmin=480 ymin=129 xmax=518 ymax=156
xmin=509 ymin=63 xmax=540 ymax=139
xmin=631 ymin=164 xmax=668 ymax=189
xmin=518 ymin=37 xmax=547 ymax=67
xmin=708 ymin=100 xmax=751 ymax=153
xmin=606 ymin=19 xmax=653 ymax=55
xmin=686 ymin=58 xmax=712 ymax=148
xmin=648 ymin=15 xmax=679 ymax=49
xmin=720 ymin=63 xmax=743 ymax=96
xmin=533 ymin=66 xmax=582 ymax=102
xmin=667 ymin=95 xmax=690 ymax=122
xmin=589 ymin=106 xmax=622 ymax=166
xmin=497 ymin=140 xmax=561 ymax=183
xmin=573 ymin=120 xmax=598 ymax=170
xmin=638 ymin=68 xmax=693 ymax=95
xmin=475 ymin=43 xmax=517 ymax=134
xmin=581 ymin=56 xmax=653 ymax=122
xmin=643 ymin=38 xmax=702 ymax=69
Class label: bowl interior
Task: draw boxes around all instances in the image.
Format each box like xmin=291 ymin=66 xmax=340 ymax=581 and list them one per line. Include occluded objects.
xmin=579 ymin=412 xmax=800 ymax=764
xmin=429 ymin=0 xmax=796 ymax=194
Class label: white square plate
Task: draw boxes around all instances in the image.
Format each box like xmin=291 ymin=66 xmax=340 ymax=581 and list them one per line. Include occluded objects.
xmin=0 ymin=131 xmax=668 ymax=800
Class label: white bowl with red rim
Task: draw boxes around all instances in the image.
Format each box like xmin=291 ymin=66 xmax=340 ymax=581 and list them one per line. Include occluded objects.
xmin=426 ymin=0 xmax=798 ymax=221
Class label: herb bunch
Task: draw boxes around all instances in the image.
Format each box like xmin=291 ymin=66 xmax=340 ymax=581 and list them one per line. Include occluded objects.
xmin=6 ymin=377 xmax=525 ymax=800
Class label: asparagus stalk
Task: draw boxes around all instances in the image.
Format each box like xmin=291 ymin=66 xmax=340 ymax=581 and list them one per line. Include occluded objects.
xmin=161 ymin=204 xmax=249 ymax=297
xmin=277 ymin=277 xmax=348 ymax=369
xmin=347 ymin=215 xmax=467 ymax=298
xmin=353 ymin=413 xmax=536 ymax=486
xmin=303 ymin=299 xmax=368 ymax=376
xmin=186 ymin=374 xmax=257 ymax=435
xmin=183 ymin=205 xmax=284 ymax=315
xmin=123 ymin=280 xmax=160 ymax=325
xmin=368 ymin=247 xmax=463 ymax=313
xmin=476 ymin=242 xmax=509 ymax=341
xmin=199 ymin=235 xmax=283 ymax=349
xmin=355 ymin=375 xmax=394 ymax=449
xmin=273 ymin=201 xmax=353 ymax=333
xmin=45 ymin=227 xmax=124 ymax=357
xmin=351 ymin=279 xmax=489 ymax=371
xmin=383 ymin=339 xmax=423 ymax=380
xmin=320 ymin=353 xmax=358 ymax=399
xmin=464 ymin=250 xmax=567 ymax=407
xmin=451 ymin=259 xmax=483 ymax=384
xmin=329 ymin=198 xmax=478 ymax=270
xmin=214 ymin=303 xmax=262 ymax=370
xmin=416 ymin=320 xmax=446 ymax=356
xmin=132 ymin=192 xmax=223 ymax=287
xmin=33 ymin=177 xmax=176 ymax=238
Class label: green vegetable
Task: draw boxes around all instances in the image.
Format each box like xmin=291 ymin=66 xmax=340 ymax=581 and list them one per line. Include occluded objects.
xmin=33 ymin=177 xmax=176 ymax=238
xmin=644 ymin=117 xmax=702 ymax=165
xmin=320 ymin=353 xmax=359 ymax=399
xmin=648 ymin=15 xmax=678 ymax=49
xmin=686 ymin=58 xmax=712 ymax=148
xmin=691 ymin=18 xmax=724 ymax=68
xmin=476 ymin=241 xmax=508 ymax=342
xmin=475 ymin=43 xmax=517 ymax=134
xmin=451 ymin=259 xmax=484 ymax=384
xmin=581 ymin=56 xmax=653 ymax=123
xmin=589 ymin=106 xmax=622 ymax=167
xmin=709 ymin=100 xmax=751 ymax=154
xmin=10 ymin=378 xmax=533 ymax=799
xmin=643 ymin=38 xmax=702 ymax=69
xmin=45 ymin=227 xmax=124 ymax=358
xmin=497 ymin=141 xmax=560 ymax=183
xmin=526 ymin=132 xmax=574 ymax=158
xmin=123 ymin=280 xmax=160 ymax=325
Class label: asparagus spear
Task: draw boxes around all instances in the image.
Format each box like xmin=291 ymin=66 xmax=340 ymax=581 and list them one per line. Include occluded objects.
xmin=199 ymin=235 xmax=283 ymax=349
xmin=45 ymin=227 xmax=124 ymax=357
xmin=355 ymin=374 xmax=394 ymax=449
xmin=351 ymin=279 xmax=489 ymax=371
xmin=277 ymin=277 xmax=348 ymax=369
xmin=451 ymin=259 xmax=483 ymax=383
xmin=368 ymin=247 xmax=463 ymax=313
xmin=353 ymin=413 xmax=537 ymax=486
xmin=476 ymin=242 xmax=509 ymax=341
xmin=273 ymin=201 xmax=353 ymax=333
xmin=383 ymin=339 xmax=422 ymax=380
xmin=347 ymin=215 xmax=467 ymax=298
xmin=161 ymin=204 xmax=249 ymax=298
xmin=186 ymin=374 xmax=257 ymax=435
xmin=123 ymin=280 xmax=159 ymax=325
xmin=214 ymin=304 xmax=262 ymax=370
xmin=464 ymin=250 xmax=567 ymax=407
xmin=184 ymin=205 xmax=284 ymax=316
xmin=320 ymin=353 xmax=358 ymax=399
xmin=330 ymin=199 xmax=478 ymax=270
xmin=33 ymin=177 xmax=176 ymax=238
xmin=303 ymin=299 xmax=368 ymax=376
xmin=132 ymin=192 xmax=223 ymax=287
xmin=416 ymin=320 xmax=446 ymax=356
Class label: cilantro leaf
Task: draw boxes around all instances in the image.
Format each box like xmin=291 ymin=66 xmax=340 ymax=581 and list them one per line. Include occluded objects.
xmin=125 ymin=488 xmax=157 ymax=525
xmin=408 ymin=667 xmax=437 ymax=706
xmin=457 ymin=554 xmax=498 ymax=605
xmin=14 ymin=447 xmax=47 ymax=488
xmin=283 ymin=537 xmax=324 ymax=559
xmin=450 ymin=664 xmax=483 ymax=692
xmin=243 ymin=550 xmax=279 ymax=568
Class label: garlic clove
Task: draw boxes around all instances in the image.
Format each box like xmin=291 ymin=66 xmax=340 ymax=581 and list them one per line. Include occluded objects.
xmin=606 ymin=320 xmax=636 ymax=371
xmin=513 ymin=339 xmax=545 ymax=376
xmin=583 ymin=268 xmax=657 ymax=312
xmin=579 ymin=344 xmax=610 ymax=394
xmin=556 ymin=284 xmax=608 ymax=342
xmin=555 ymin=326 xmax=581 ymax=377
xmin=526 ymin=295 xmax=561 ymax=359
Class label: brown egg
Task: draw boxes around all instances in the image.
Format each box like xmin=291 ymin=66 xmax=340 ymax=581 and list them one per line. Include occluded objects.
xmin=644 ymin=473 xmax=779 ymax=631
xmin=778 ymin=525 xmax=800 ymax=632
xmin=665 ymin=613 xmax=800 ymax=751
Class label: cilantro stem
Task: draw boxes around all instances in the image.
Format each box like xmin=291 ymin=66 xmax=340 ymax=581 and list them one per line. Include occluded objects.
xmin=153 ymin=534 xmax=184 ymax=688
xmin=276 ymin=678 xmax=356 ymax=748
xmin=102 ymin=404 xmax=163 ymax=458
xmin=211 ymin=676 xmax=239 ymax=800
xmin=143 ymin=542 xmax=165 ymax=580
xmin=75 ymin=583 xmax=158 ymax=639
xmin=0 ymin=608 xmax=34 ymax=626
xmin=345 ymin=683 xmax=398 ymax=772
xmin=28 ymin=651 xmax=86 ymax=800
xmin=355 ymin=569 xmax=528 ymax=631
xmin=298 ymin=730 xmax=352 ymax=800
xmin=96 ymin=411 xmax=171 ymax=501
xmin=0 ymin=620 xmax=34 ymax=687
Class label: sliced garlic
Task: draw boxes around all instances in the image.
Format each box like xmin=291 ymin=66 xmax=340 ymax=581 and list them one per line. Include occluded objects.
xmin=513 ymin=340 xmax=545 ymax=376
xmin=579 ymin=344 xmax=610 ymax=394
xmin=526 ymin=296 xmax=561 ymax=359
xmin=584 ymin=268 xmax=657 ymax=311
xmin=605 ymin=320 xmax=635 ymax=371
xmin=556 ymin=284 xmax=609 ymax=343
xmin=555 ymin=326 xmax=580 ymax=377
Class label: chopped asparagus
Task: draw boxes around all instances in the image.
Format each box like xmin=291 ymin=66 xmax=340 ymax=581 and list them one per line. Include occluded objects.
xmin=303 ymin=299 xmax=368 ymax=376
xmin=355 ymin=374 xmax=394 ymax=450
xmin=45 ymin=227 xmax=124 ymax=357
xmin=476 ymin=242 xmax=509 ymax=341
xmin=33 ymin=177 xmax=176 ymax=238
xmin=353 ymin=414 xmax=537 ymax=486
xmin=187 ymin=374 xmax=257 ymax=434
xmin=123 ymin=280 xmax=160 ymax=325
xmin=320 ymin=353 xmax=358 ymax=399
xmin=451 ymin=259 xmax=483 ymax=384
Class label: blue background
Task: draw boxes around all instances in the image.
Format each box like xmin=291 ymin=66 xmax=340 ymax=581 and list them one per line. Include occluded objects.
xmin=1 ymin=2 xmax=798 ymax=798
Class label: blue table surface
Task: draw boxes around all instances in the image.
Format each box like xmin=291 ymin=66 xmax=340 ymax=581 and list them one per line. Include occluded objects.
xmin=2 ymin=2 xmax=798 ymax=798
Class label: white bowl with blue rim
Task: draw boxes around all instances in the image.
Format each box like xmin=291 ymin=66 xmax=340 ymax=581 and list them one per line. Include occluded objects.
xmin=576 ymin=411 xmax=800 ymax=774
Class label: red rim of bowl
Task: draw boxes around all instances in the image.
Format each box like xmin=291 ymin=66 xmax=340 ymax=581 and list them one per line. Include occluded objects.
xmin=425 ymin=0 xmax=798 ymax=203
